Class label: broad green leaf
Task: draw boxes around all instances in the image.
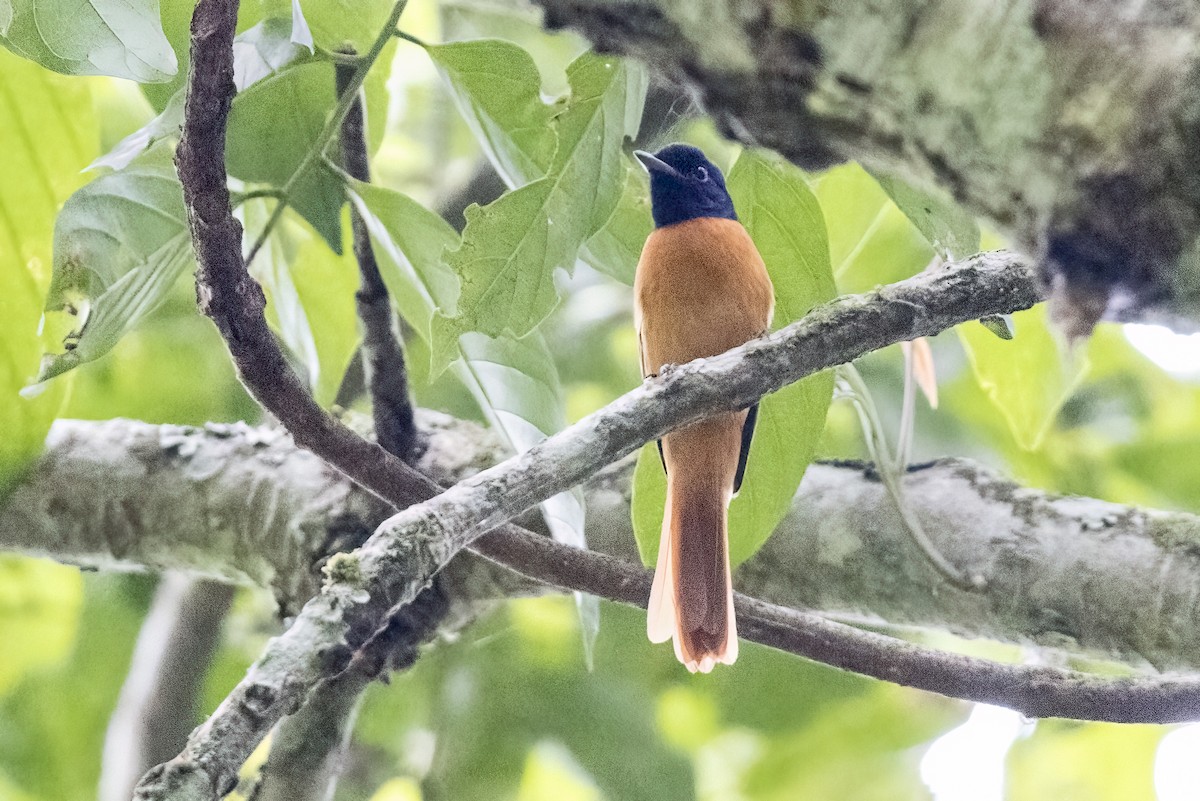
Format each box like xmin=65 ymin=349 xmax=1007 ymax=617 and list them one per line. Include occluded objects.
xmin=440 ymin=1 xmax=588 ymax=97
xmin=0 ymin=556 xmax=82 ymax=696
xmin=348 ymin=181 xmax=594 ymax=654
xmin=227 ymin=61 xmax=345 ymax=252
xmin=957 ymin=302 xmax=1089 ymax=450
xmin=1007 ymin=721 xmax=1162 ymax=801
xmin=868 ymin=169 xmax=981 ymax=260
xmin=39 ymin=145 xmax=192 ymax=382
xmin=241 ymin=201 xmax=359 ymax=406
xmin=0 ymin=49 xmax=93 ymax=488
xmin=225 ymin=39 xmax=393 ymax=253
xmin=432 ymin=53 xmax=645 ymax=372
xmin=92 ymin=18 xmax=315 ymax=174
xmin=515 ymin=743 xmax=602 ymax=801
xmin=631 ymin=151 xmax=836 ymax=567
xmin=808 ymin=162 xmax=933 ymax=294
xmin=579 ymin=164 xmax=652 ymax=285
xmin=0 ymin=574 xmax=151 ymax=801
xmin=288 ymin=0 xmax=393 ymax=51
xmin=0 ymin=0 xmax=175 ymax=80
xmin=427 ymin=38 xmax=557 ymax=187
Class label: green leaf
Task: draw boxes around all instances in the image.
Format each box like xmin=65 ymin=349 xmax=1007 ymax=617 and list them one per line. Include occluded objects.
xmin=242 ymin=201 xmax=360 ymax=407
xmin=432 ymin=53 xmax=645 ymax=372
xmin=348 ymin=181 xmax=594 ymax=653
xmin=0 ymin=556 xmax=82 ymax=696
xmin=39 ymin=145 xmax=192 ymax=382
xmin=579 ymin=164 xmax=652 ymax=285
xmin=1007 ymin=721 xmax=1163 ymax=801
xmin=957 ymin=303 xmax=1089 ymax=450
xmin=0 ymin=48 xmax=94 ymax=488
xmin=290 ymin=0 xmax=393 ymax=52
xmin=631 ymin=151 xmax=836 ymax=567
xmin=0 ymin=0 xmax=176 ymax=80
xmin=808 ymin=163 xmax=934 ymax=294
xmin=427 ymin=38 xmax=557 ymax=187
xmin=88 ymin=17 xmax=309 ymax=173
xmin=868 ymin=169 xmax=981 ymax=260
xmin=227 ymin=61 xmax=344 ymax=253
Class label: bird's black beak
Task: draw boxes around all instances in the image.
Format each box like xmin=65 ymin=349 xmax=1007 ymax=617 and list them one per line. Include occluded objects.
xmin=634 ymin=150 xmax=681 ymax=178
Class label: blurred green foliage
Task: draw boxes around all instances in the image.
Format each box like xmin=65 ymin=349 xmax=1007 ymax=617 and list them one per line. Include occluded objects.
xmin=1 ymin=1 xmax=1198 ymax=800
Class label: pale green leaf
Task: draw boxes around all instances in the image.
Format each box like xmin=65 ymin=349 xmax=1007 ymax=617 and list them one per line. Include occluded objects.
xmin=957 ymin=302 xmax=1089 ymax=450
xmin=290 ymin=0 xmax=392 ymax=52
xmin=1007 ymin=721 xmax=1163 ymax=801
xmin=227 ymin=61 xmax=344 ymax=252
xmin=39 ymin=145 xmax=192 ymax=382
xmin=0 ymin=556 xmax=82 ymax=696
xmin=427 ymin=38 xmax=557 ymax=187
xmin=289 ymin=0 xmax=312 ymax=51
xmin=0 ymin=0 xmax=12 ymax=34
xmin=432 ymin=53 xmax=645 ymax=372
xmin=0 ymin=0 xmax=176 ymax=80
xmin=579 ymin=164 xmax=652 ymax=285
xmin=869 ymin=169 xmax=981 ymax=260
xmin=808 ymin=162 xmax=934 ymax=294
xmin=0 ymin=49 xmax=93 ymax=488
xmin=241 ymin=201 xmax=359 ymax=406
xmin=631 ymin=151 xmax=836 ymax=567
xmin=88 ymin=18 xmax=308 ymax=173
xmin=232 ymin=16 xmax=313 ymax=90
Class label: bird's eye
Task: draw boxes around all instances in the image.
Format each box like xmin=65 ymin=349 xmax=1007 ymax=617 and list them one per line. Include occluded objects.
xmin=696 ymin=166 xmax=709 ymax=182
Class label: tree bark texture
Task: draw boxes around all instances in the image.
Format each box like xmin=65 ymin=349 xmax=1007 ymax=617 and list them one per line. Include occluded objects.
xmin=535 ymin=0 xmax=1200 ymax=333
xmin=10 ymin=416 xmax=1200 ymax=675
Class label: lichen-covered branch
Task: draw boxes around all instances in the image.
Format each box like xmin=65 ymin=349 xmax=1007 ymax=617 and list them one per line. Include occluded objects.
xmin=11 ymin=417 xmax=1200 ymax=676
xmin=534 ymin=0 xmax=1200 ymax=334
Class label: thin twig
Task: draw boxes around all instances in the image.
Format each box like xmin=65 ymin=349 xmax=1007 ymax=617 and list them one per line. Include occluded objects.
xmin=839 ymin=365 xmax=980 ymax=590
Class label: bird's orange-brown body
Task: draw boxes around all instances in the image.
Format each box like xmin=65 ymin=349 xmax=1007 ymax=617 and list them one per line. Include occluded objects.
xmin=635 ymin=217 xmax=774 ymax=672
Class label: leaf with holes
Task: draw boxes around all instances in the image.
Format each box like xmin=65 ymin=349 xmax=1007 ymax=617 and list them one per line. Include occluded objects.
xmin=427 ymin=38 xmax=557 ymax=187
xmin=431 ymin=53 xmax=646 ymax=373
xmin=39 ymin=145 xmax=191 ymax=383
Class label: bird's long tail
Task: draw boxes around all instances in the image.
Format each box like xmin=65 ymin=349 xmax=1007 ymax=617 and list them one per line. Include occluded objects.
xmin=647 ymin=416 xmax=740 ymax=672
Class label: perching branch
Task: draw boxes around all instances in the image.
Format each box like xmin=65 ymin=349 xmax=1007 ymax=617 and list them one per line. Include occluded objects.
xmin=13 ymin=418 xmax=1200 ymax=676
xmin=250 ymin=55 xmax=432 ymax=801
xmin=15 ymin=416 xmax=1200 ymax=735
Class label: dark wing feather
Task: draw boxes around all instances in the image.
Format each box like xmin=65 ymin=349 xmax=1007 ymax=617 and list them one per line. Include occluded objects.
xmin=733 ymin=404 xmax=758 ymax=494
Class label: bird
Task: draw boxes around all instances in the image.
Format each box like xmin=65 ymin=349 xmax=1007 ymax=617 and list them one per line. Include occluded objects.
xmin=633 ymin=144 xmax=775 ymax=672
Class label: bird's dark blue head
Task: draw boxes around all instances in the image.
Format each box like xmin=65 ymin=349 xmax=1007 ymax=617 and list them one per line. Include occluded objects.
xmin=635 ymin=144 xmax=736 ymax=228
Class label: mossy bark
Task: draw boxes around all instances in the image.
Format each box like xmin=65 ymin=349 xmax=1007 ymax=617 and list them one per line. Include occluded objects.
xmin=537 ymin=0 xmax=1200 ymax=332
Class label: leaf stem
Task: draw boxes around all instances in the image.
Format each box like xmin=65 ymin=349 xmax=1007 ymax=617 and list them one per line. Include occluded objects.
xmin=244 ymin=0 xmax=410 ymax=266
xmin=838 ymin=364 xmax=980 ymax=590
xmin=393 ymin=30 xmax=427 ymax=47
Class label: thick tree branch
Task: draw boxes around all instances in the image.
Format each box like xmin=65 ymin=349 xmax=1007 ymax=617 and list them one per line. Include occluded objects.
xmin=11 ymin=418 xmax=1200 ymax=676
xmin=534 ymin=0 xmax=1200 ymax=335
